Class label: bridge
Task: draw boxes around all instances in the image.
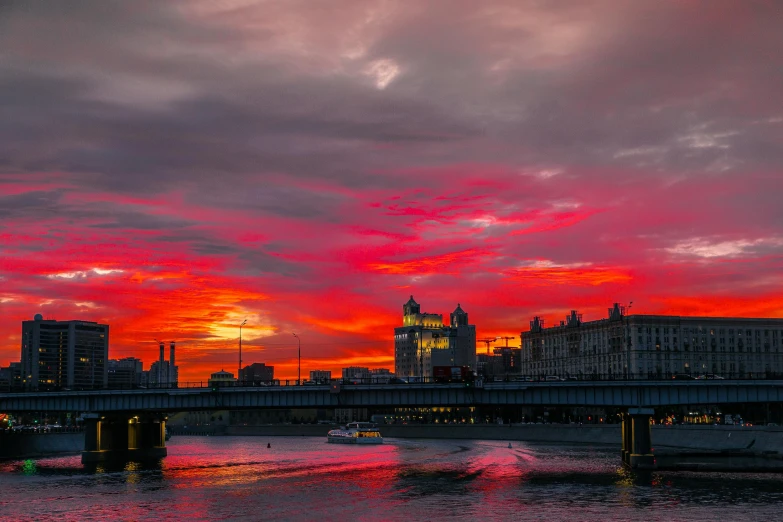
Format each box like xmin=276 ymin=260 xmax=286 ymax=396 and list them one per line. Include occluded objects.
xmin=3 ymin=380 xmax=782 ymax=468
xmin=2 ymin=379 xmax=782 ymax=412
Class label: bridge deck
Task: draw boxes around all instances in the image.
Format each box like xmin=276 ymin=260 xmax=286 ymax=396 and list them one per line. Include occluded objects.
xmin=2 ymin=380 xmax=782 ymax=412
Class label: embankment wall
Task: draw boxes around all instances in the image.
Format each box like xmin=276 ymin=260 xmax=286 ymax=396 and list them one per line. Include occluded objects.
xmin=0 ymin=432 xmax=83 ymax=460
xmin=226 ymin=423 xmax=783 ymax=452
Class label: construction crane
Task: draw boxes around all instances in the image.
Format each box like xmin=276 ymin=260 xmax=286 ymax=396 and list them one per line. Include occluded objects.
xmin=498 ymin=336 xmax=516 ymax=348
xmin=478 ymin=338 xmax=498 ymax=355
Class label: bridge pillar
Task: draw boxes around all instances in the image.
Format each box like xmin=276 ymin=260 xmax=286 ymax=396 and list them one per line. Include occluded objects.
xmin=622 ymin=408 xmax=655 ymax=469
xmin=620 ymin=413 xmax=631 ymax=466
xmin=82 ymin=414 xmax=167 ymax=464
xmin=129 ymin=416 xmax=166 ymax=460
xmin=83 ymin=413 xmax=100 ymax=453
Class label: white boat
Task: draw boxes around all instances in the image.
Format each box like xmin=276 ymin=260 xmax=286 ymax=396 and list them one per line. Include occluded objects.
xmin=327 ymin=422 xmax=383 ymax=444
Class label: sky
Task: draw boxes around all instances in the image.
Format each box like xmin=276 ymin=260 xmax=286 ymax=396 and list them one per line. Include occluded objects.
xmin=1 ymin=0 xmax=782 ymax=381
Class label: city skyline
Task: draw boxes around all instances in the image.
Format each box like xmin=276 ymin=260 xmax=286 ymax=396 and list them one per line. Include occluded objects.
xmin=2 ymin=1 xmax=783 ymax=381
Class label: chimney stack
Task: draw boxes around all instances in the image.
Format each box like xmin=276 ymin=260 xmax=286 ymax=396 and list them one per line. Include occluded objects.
xmin=159 ymin=341 xmax=165 ymax=384
xmin=170 ymin=341 xmax=176 ymax=384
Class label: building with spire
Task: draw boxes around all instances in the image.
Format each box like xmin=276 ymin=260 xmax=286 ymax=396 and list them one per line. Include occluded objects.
xmin=393 ymin=296 xmax=477 ymax=379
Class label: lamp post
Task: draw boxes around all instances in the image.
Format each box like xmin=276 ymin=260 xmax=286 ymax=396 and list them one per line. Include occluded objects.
xmin=292 ymin=333 xmax=300 ymax=385
xmin=239 ymin=319 xmax=247 ymax=384
xmin=418 ymin=332 xmax=425 ymax=382
xmin=625 ymin=302 xmax=633 ymax=380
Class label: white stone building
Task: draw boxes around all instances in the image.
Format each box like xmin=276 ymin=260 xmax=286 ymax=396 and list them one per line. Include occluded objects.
xmin=520 ymin=303 xmax=783 ymax=379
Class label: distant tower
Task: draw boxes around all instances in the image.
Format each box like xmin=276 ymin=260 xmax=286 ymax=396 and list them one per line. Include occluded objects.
xmin=450 ymin=303 xmax=468 ymax=327
xmin=403 ymin=295 xmax=420 ymax=326
xmin=403 ymin=295 xmax=420 ymax=316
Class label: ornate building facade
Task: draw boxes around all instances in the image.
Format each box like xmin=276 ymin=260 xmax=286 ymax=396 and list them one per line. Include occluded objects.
xmin=394 ymin=296 xmax=476 ymax=379
xmin=520 ymin=303 xmax=783 ymax=379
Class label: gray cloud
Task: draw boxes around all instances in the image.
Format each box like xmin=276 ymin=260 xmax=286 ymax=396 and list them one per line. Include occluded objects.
xmin=2 ymin=0 xmax=782 ymax=198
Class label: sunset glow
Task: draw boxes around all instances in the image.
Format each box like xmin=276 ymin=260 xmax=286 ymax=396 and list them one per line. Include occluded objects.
xmin=1 ymin=1 xmax=782 ymax=381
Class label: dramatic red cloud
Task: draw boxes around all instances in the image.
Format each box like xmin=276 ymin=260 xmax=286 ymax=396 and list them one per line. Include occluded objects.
xmin=1 ymin=1 xmax=782 ymax=380
xmin=503 ymin=265 xmax=633 ymax=287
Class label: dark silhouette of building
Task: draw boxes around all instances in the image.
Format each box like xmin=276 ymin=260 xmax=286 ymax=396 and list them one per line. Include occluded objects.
xmin=239 ymin=363 xmax=274 ymax=384
xmin=107 ymin=357 xmax=143 ymax=388
xmin=21 ymin=314 xmax=108 ymax=390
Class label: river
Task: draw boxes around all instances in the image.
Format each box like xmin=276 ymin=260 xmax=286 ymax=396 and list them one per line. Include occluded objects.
xmin=1 ymin=436 xmax=782 ymax=521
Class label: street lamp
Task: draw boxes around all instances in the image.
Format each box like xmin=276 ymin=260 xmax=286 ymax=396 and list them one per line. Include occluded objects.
xmin=239 ymin=319 xmax=247 ymax=384
xmin=625 ymin=302 xmax=633 ymax=380
xmin=418 ymin=332 xmax=423 ymax=381
xmin=292 ymin=333 xmax=301 ymax=385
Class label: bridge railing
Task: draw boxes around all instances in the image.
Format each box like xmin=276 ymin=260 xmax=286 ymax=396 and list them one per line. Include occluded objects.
xmin=1 ymin=371 xmax=782 ymax=393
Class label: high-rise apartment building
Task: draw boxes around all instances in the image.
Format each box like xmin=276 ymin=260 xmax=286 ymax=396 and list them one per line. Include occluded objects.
xmin=20 ymin=315 xmax=109 ymax=390
xmin=520 ymin=303 xmax=783 ymax=379
xmin=393 ymin=296 xmax=476 ymax=379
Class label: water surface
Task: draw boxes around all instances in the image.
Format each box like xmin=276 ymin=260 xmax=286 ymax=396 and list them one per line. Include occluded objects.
xmin=1 ymin=436 xmax=782 ymax=521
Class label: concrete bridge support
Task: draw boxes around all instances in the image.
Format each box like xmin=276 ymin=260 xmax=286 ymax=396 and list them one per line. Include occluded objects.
xmin=621 ymin=408 xmax=655 ymax=469
xmin=82 ymin=413 xmax=167 ymax=464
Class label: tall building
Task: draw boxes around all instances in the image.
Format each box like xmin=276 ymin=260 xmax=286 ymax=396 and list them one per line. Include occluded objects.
xmin=520 ymin=303 xmax=783 ymax=379
xmin=20 ymin=315 xmax=109 ymax=390
xmin=240 ymin=362 xmax=274 ymax=383
xmin=107 ymin=357 xmax=143 ymax=388
xmin=393 ymin=296 xmax=476 ymax=379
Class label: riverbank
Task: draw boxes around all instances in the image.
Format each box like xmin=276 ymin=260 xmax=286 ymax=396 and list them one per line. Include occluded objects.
xmin=224 ymin=423 xmax=783 ymax=452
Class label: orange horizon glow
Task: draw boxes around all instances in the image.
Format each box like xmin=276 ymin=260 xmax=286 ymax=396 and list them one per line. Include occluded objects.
xmin=2 ymin=2 xmax=783 ymax=381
